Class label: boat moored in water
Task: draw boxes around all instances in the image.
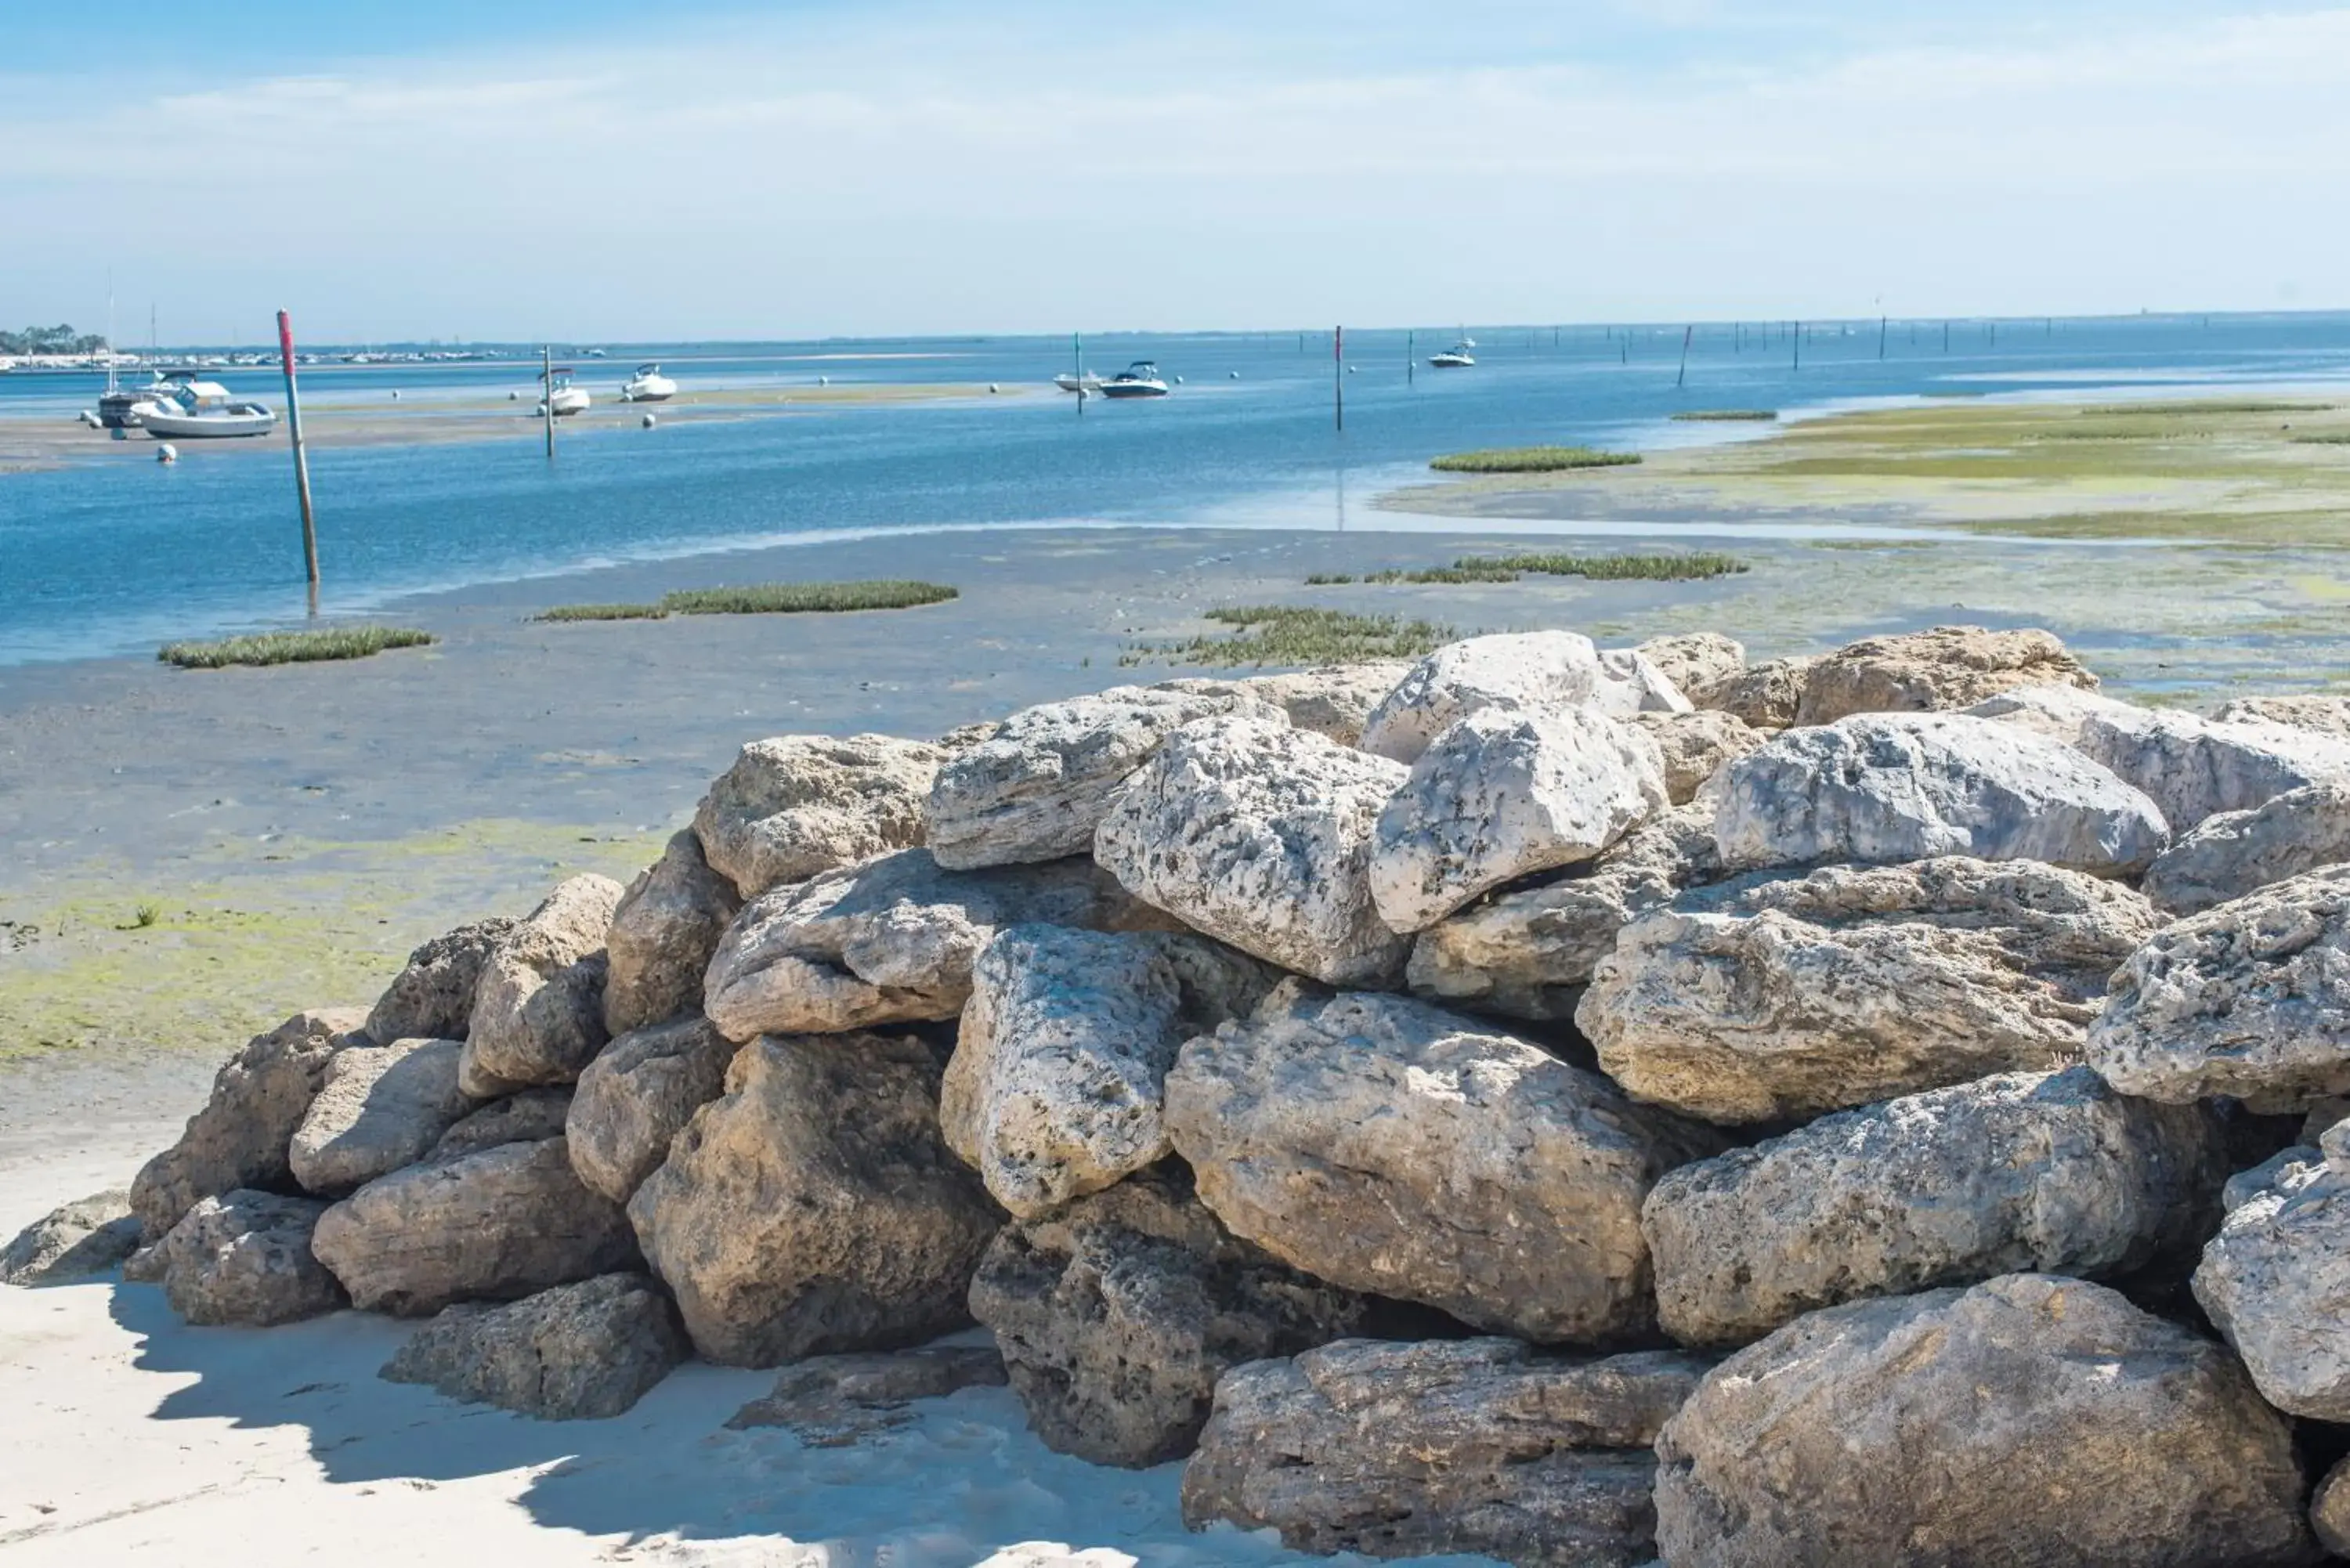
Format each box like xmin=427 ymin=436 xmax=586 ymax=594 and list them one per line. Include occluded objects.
xmin=1098 ymin=360 xmax=1170 ymax=399
xmin=1053 ymin=370 xmax=1105 ymax=394
xmin=619 ymin=363 xmax=677 ymax=403
xmin=130 ymin=375 xmax=279 ymax=439
xmin=1429 ymin=339 xmax=1477 ymax=368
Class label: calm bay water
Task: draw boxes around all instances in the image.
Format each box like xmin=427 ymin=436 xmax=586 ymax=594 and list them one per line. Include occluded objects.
xmin=5 ymin=316 xmax=2350 ymax=667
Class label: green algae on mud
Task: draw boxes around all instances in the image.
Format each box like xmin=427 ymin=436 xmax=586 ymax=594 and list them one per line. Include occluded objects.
xmin=0 ymin=819 xmax=663 ymax=1064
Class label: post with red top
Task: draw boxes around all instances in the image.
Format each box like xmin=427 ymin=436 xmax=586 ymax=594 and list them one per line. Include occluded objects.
xmin=1333 ymin=326 xmax=1344 ymax=432
xmin=277 ymin=310 xmax=320 ymax=613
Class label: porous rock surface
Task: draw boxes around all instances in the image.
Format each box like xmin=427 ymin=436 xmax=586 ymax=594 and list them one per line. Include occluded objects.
xmin=1712 ymin=711 xmax=2169 ymax=876
xmin=1632 ymin=707 xmax=1762 ymax=804
xmin=2192 ymin=1140 xmax=2350 ymax=1421
xmin=1182 ymin=1338 xmax=1710 ymax=1568
xmin=429 ymin=1086 xmax=574 ymax=1162
xmin=159 ymin=1189 xmax=344 ymax=1326
xmin=1165 ymin=984 xmax=1719 ymax=1341
xmin=1406 ymin=804 xmax=1722 ymax=1021
xmin=310 ymin=1136 xmax=639 ymax=1316
xmin=602 ymin=829 xmax=741 ymax=1035
xmin=692 ymin=732 xmax=945 ymax=899
xmin=1359 ymin=630 xmax=1644 ymax=764
xmin=2217 ymin=693 xmax=2350 ymax=740
xmin=626 ymin=1031 xmax=1002 ymax=1367
xmin=381 ymin=1272 xmax=689 ymax=1420
xmin=726 ymin=1346 xmax=1009 ymax=1445
xmin=1 ymin=1190 xmax=143 ymax=1284
xmin=942 ymin=924 xmax=1276 ymax=1217
xmin=1652 ymin=1274 xmax=2316 ymax=1568
xmin=2089 ymin=865 xmax=2350 ymax=1111
xmin=1581 ymin=857 xmax=2158 ymax=1124
xmin=132 ymin=1007 xmax=365 ymax=1240
xmin=1094 ymin=715 xmax=1412 ymax=986
xmin=1368 ymin=706 xmax=1669 ymax=933
xmin=967 ymin=1166 xmax=1376 ymax=1467
xmin=1157 ymin=663 xmax=1410 ymax=747
xmin=1976 ymin=685 xmax=2350 ymax=832
xmin=288 ymin=1036 xmax=474 ymax=1196
xmin=926 ymin=685 xmax=1280 ymax=869
xmin=1795 ymin=624 xmax=2096 ymax=726
xmin=1643 ymin=1068 xmax=2222 ymax=1346
xmin=366 ymin=919 xmax=514 ymax=1043
xmin=1705 ymin=656 xmax=1816 ymax=729
xmin=2313 ymin=1458 xmax=2350 ymax=1558
xmin=1634 ymin=631 xmax=1745 ymax=709
xmin=702 ymin=849 xmax=1153 ymax=1040
xmin=2142 ymin=781 xmax=2350 ymax=914
xmin=460 ymin=874 xmax=624 ymax=1094
xmin=566 ymin=1013 xmax=736 ymax=1203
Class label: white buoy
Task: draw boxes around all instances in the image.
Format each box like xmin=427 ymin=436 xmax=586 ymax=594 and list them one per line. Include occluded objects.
xmin=989 ymin=382 xmax=1000 ymax=394
xmin=1229 ymin=370 xmax=1240 ymax=379
xmin=389 ymin=389 xmax=400 ymax=399
xmin=642 ymin=413 xmax=656 ymax=428
xmin=819 ymin=375 xmax=830 ymax=386
xmin=508 ymin=389 xmax=521 ymax=401
xmin=157 ymin=443 xmax=178 ymax=464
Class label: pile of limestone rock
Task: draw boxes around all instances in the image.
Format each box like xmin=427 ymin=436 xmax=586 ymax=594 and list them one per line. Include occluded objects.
xmin=24 ymin=622 xmax=2350 ymax=1566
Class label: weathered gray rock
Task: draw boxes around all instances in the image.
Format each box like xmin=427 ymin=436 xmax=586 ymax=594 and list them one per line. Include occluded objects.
xmin=1166 ymin=984 xmax=1719 ymax=1342
xmin=428 ymin=1086 xmax=575 ymax=1162
xmin=310 ymin=1137 xmax=639 ymax=1316
xmin=566 ymin=1015 xmax=735 ymax=1203
xmin=287 ymin=1037 xmax=474 ymax=1196
xmin=1582 ymin=857 xmax=2158 ymax=1124
xmin=703 ymin=849 xmax=1155 ymax=1040
xmin=626 ymin=1031 xmax=1001 ymax=1367
xmin=968 ymin=1167 xmax=1376 ymax=1467
xmin=725 ymin=1346 xmax=1008 ymax=1445
xmin=1653 ymin=1274 xmax=2316 ymax=1568
xmin=131 ymin=1007 xmax=367 ymax=1240
xmin=461 ymin=874 xmax=625 ymax=1094
xmin=2089 ymin=866 xmax=2350 ymax=1111
xmin=1 ymin=1190 xmax=142 ymax=1284
xmin=2312 ymin=1457 xmax=2350 ymax=1557
xmin=602 ymin=830 xmax=741 ymax=1035
xmin=1632 ymin=708 xmax=1763 ymax=804
xmin=1706 ymin=656 xmax=1816 ymax=729
xmin=1368 ymin=706 xmax=1669 ymax=933
xmin=1635 ymin=632 xmax=1746 ymax=710
xmin=692 ymin=732 xmax=945 ymax=900
xmin=1361 ymin=631 xmax=1646 ymax=764
xmin=159 ymin=1189 xmax=344 ymax=1326
xmin=366 ymin=919 xmax=515 ymax=1043
xmin=1600 ymin=649 xmax=1694 ymax=714
xmin=381 ymin=1272 xmax=688 ymax=1420
xmin=1094 ymin=716 xmax=1413 ymax=987
xmin=943 ymin=926 xmax=1276 ymax=1218
xmin=2218 ymin=694 xmax=2350 ymax=741
xmin=1643 ymin=1068 xmax=2222 ymax=1347
xmin=2142 ymin=782 xmax=2350 ymax=915
xmin=1796 ymin=624 xmax=2096 ymax=726
xmin=2225 ymin=1147 xmax=2316 ymax=1215
xmin=2193 ymin=1143 xmax=2350 ymax=1421
xmin=1183 ymin=1339 xmax=1711 ymax=1568
xmin=1713 ymin=711 xmax=2169 ymax=876
xmin=1407 ymin=805 xmax=1723 ymax=1021
xmin=1976 ymin=685 xmax=2350 ymax=832
xmin=927 ymin=685 xmax=1281 ymax=869
xmin=1158 ymin=663 xmax=1411 ymax=748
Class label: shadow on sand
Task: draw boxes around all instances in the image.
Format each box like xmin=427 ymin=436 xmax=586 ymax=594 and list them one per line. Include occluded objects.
xmin=103 ymin=1280 xmax=1347 ymax=1568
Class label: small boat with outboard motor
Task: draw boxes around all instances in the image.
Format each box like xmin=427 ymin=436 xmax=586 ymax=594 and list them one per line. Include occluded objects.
xmin=1098 ymin=360 xmax=1170 ymax=399
xmin=619 ymin=363 xmax=677 ymax=402
xmin=129 ymin=374 xmax=279 ymax=438
xmin=1429 ymin=338 xmax=1477 ymax=368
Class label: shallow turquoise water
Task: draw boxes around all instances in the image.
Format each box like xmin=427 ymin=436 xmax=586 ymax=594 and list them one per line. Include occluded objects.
xmin=5 ymin=316 xmax=2350 ymax=666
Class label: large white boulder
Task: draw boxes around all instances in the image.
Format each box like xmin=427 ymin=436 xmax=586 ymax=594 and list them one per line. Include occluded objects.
xmin=692 ymin=732 xmax=945 ymax=900
xmin=1712 ymin=711 xmax=2168 ymax=876
xmin=2142 ymin=781 xmax=2350 ymax=914
xmin=1368 ymin=706 xmax=1668 ymax=933
xmin=1094 ymin=715 xmax=1413 ymax=987
xmin=1795 ymin=624 xmax=2096 ymax=725
xmin=1359 ymin=631 xmax=1652 ymax=764
xmin=2193 ymin=1136 xmax=2350 ymax=1422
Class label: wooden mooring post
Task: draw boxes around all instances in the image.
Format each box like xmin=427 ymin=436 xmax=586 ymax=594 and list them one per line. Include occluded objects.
xmin=275 ymin=309 xmax=320 ymax=614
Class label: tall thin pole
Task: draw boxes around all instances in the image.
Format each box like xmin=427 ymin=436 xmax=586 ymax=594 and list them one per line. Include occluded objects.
xmin=1333 ymin=326 xmax=1344 ymax=432
xmin=542 ymin=345 xmax=556 ymax=457
xmin=1878 ymin=315 xmax=1888 ymax=359
xmin=277 ymin=309 xmax=320 ymax=616
xmin=1074 ymin=332 xmax=1084 ymax=418
xmin=1792 ymin=321 xmax=1802 ymax=371
xmin=1676 ymin=324 xmax=1693 ymax=388
xmin=1407 ymin=328 xmax=1415 ymax=386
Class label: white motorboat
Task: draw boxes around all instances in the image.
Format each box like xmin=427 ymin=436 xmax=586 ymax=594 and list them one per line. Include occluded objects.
xmin=1098 ymin=360 xmax=1170 ymax=399
xmin=537 ymin=367 xmax=591 ymax=417
xmin=1429 ymin=340 xmax=1477 ymax=369
xmin=619 ymin=363 xmax=677 ymax=403
xmin=131 ymin=375 xmax=278 ymax=439
xmin=1053 ymin=370 xmax=1105 ymax=394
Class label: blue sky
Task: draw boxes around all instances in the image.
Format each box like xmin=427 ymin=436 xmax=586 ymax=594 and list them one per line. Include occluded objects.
xmin=5 ymin=2 xmax=2347 ymax=341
